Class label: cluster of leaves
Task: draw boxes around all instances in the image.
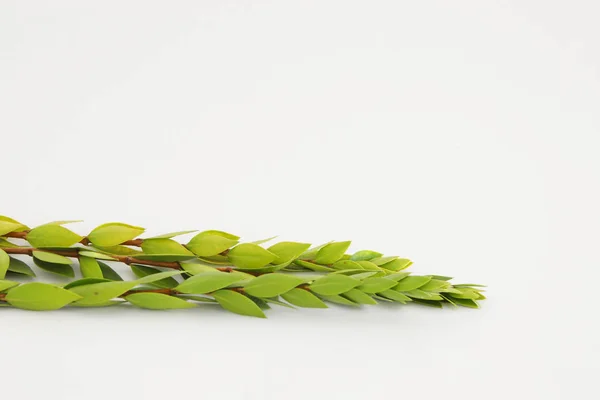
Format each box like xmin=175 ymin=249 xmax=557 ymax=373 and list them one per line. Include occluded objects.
xmin=0 ymin=216 xmax=485 ymax=317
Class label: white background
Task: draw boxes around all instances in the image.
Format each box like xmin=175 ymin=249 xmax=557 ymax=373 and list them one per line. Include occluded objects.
xmin=1 ymin=1 xmax=599 ymax=399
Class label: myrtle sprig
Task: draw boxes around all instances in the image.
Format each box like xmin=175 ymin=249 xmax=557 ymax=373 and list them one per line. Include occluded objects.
xmin=0 ymin=269 xmax=485 ymax=316
xmin=0 ymin=217 xmax=414 ymax=279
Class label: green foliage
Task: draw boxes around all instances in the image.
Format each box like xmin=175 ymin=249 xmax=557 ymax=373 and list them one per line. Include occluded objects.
xmin=281 ymin=288 xmax=328 ymax=308
xmin=7 ymin=257 xmax=36 ymax=277
xmin=176 ymin=271 xmax=245 ymax=294
xmin=212 ymin=289 xmax=266 ymax=318
xmin=187 ymin=230 xmax=239 ymax=256
xmin=309 ymin=274 xmax=360 ymax=296
xmin=130 ymin=264 xmax=180 ymax=288
xmin=0 ymin=279 xmax=20 ymax=291
xmin=314 ymin=241 xmax=351 ymax=264
xmin=5 ymin=282 xmax=82 ymax=310
xmin=141 ymin=238 xmax=194 ymax=256
xmin=244 ymin=274 xmax=305 ymax=298
xmin=0 ymin=248 xmax=9 ymax=279
xmin=227 ymin=243 xmax=277 ymax=269
xmin=88 ymin=222 xmax=144 ymax=246
xmin=267 ymin=242 xmax=311 ymax=265
xmin=27 ymin=225 xmax=83 ymax=248
xmin=79 ymin=255 xmax=103 ymax=278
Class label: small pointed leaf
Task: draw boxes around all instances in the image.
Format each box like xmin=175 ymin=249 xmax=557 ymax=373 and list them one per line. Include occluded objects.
xmin=176 ymin=271 xmax=245 ymax=294
xmin=281 ymin=288 xmax=327 ymax=308
xmin=227 ymin=243 xmax=277 ymax=269
xmin=244 ymin=274 xmax=304 ymax=298
xmin=126 ymin=293 xmax=196 ymax=309
xmin=212 ymin=290 xmax=266 ymax=318
xmin=315 ymin=241 xmax=351 ymax=264
xmin=309 ymin=274 xmax=360 ymax=296
xmin=5 ymin=283 xmax=82 ymax=310
xmin=27 ymin=225 xmax=83 ymax=248
xmin=88 ymin=222 xmax=145 ymax=247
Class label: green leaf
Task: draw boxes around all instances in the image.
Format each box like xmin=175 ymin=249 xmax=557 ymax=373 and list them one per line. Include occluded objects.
xmin=212 ymin=290 xmax=266 ymax=318
xmin=0 ymin=279 xmax=19 ymax=291
xmin=147 ymin=230 xmax=197 ymax=239
xmin=379 ymin=290 xmax=412 ymax=303
xmin=98 ymin=261 xmax=123 ymax=281
xmin=450 ymin=297 xmax=479 ymax=308
xmin=430 ymin=275 xmax=453 ymax=281
xmin=69 ymin=281 xmax=137 ymax=305
xmin=0 ymin=221 xmax=24 ymax=236
xmin=267 ymin=242 xmax=311 ymax=264
xmin=7 ymin=257 xmax=36 ymax=277
xmin=180 ymin=262 xmax=218 ymax=275
xmin=342 ymin=289 xmax=377 ymax=305
xmin=250 ymin=236 xmax=278 ymax=245
xmin=370 ymin=256 xmax=398 ymax=266
xmin=419 ymin=279 xmax=449 ymax=292
xmin=88 ymin=222 xmax=145 ymax=247
xmin=281 ymin=288 xmax=327 ymax=308
xmin=350 ymin=250 xmax=383 ymax=261
xmin=70 ymin=301 xmax=122 ymax=308
xmin=377 ymin=258 xmax=412 ymax=271
xmin=141 ymin=238 xmax=194 ymax=256
xmin=126 ymin=293 xmax=196 ymax=310
xmin=344 ymin=271 xmax=381 ymax=280
xmin=262 ymin=296 xmax=296 ymax=309
xmin=309 ymin=274 xmax=360 ymax=296
xmin=314 ymin=241 xmax=351 ymax=264
xmin=358 ymin=277 xmax=397 ymax=294
xmin=318 ymin=294 xmax=358 ymax=306
xmin=0 ymin=248 xmax=9 ymax=279
xmin=78 ymin=251 xmax=116 ymax=260
xmin=356 ymin=260 xmax=384 ymax=271
xmin=5 ymin=282 xmax=82 ymax=310
xmin=130 ymin=264 xmax=179 ymax=289
xmin=449 ymin=288 xmax=481 ymax=300
xmin=33 ymin=258 xmax=75 ymax=277
xmin=404 ymin=289 xmax=443 ymax=300
xmin=32 ymin=250 xmax=72 ymax=265
xmin=27 ymin=225 xmax=83 ymax=248
xmin=393 ymin=276 xmax=432 ymax=292
xmin=0 ymin=238 xmax=17 ymax=247
xmin=187 ymin=231 xmax=239 ymax=257
xmin=91 ymin=245 xmax=142 ymax=256
xmin=176 ymin=271 xmax=245 ymax=294
xmin=40 ymin=220 xmax=83 ymax=226
xmin=385 ymin=272 xmax=411 ymax=281
xmin=64 ymin=278 xmax=111 ymax=289
xmin=332 ymin=260 xmax=363 ymax=270
xmin=227 ymin=243 xmax=277 ymax=269
xmin=294 ymin=260 xmax=335 ymax=272
xmin=244 ymin=274 xmax=304 ymax=298
xmin=135 ymin=270 xmax=183 ymax=285
xmin=0 ymin=216 xmax=28 ymax=231
xmin=79 ymin=255 xmax=103 ymax=278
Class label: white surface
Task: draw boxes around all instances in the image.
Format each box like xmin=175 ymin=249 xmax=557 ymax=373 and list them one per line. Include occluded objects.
xmin=1 ymin=1 xmax=599 ymax=398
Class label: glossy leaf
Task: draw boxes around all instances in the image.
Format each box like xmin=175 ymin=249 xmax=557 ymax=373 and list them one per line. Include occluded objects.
xmin=187 ymin=231 xmax=239 ymax=257
xmin=449 ymin=297 xmax=479 ymax=308
xmin=386 ymin=272 xmax=411 ymax=281
xmin=5 ymin=283 xmax=82 ymax=310
xmin=342 ymin=289 xmax=377 ymax=305
xmin=78 ymin=251 xmax=116 ymax=261
xmin=227 ymin=243 xmax=277 ymax=269
xmin=130 ymin=264 xmax=179 ymax=289
xmin=88 ymin=222 xmax=145 ymax=247
xmin=318 ymin=294 xmax=358 ymax=306
xmin=314 ymin=241 xmax=351 ymax=264
xmin=212 ymin=290 xmax=266 ymax=318
xmin=135 ymin=270 xmax=183 ymax=285
xmin=380 ymin=258 xmax=412 ymax=271
xmin=141 ymin=238 xmax=194 ymax=256
xmin=126 ymin=293 xmax=196 ymax=310
xmin=32 ymin=250 xmax=72 ymax=265
xmin=394 ymin=276 xmax=432 ymax=292
xmin=70 ymin=281 xmax=137 ymax=305
xmin=419 ymin=279 xmax=449 ymax=292
xmin=0 ymin=221 xmax=23 ymax=236
xmin=27 ymin=225 xmax=83 ymax=248
xmin=350 ymin=250 xmax=383 ymax=261
xmin=309 ymin=274 xmax=360 ymax=296
xmin=7 ymin=257 xmax=36 ymax=277
xmin=356 ymin=261 xmax=383 ymax=271
xmin=0 ymin=248 xmax=8 ymax=279
xmin=97 ymin=261 xmax=123 ymax=281
xmin=244 ymin=274 xmax=304 ymax=298
xmin=379 ymin=290 xmax=412 ymax=303
xmin=0 ymin=216 xmax=28 ymax=231
xmin=267 ymin=242 xmax=311 ymax=264
xmin=449 ymin=288 xmax=481 ymax=300
xmin=358 ymin=277 xmax=397 ymax=293
xmin=176 ymin=271 xmax=245 ymax=294
xmin=404 ymin=289 xmax=443 ymax=300
xmin=79 ymin=255 xmax=103 ymax=278
xmin=332 ymin=260 xmax=363 ymax=270
xmin=0 ymin=279 xmax=19 ymax=292
xmin=180 ymin=262 xmax=218 ymax=275
xmin=281 ymin=288 xmax=327 ymax=308
xmin=33 ymin=258 xmax=75 ymax=277
xmin=294 ymin=260 xmax=335 ymax=272
xmin=64 ymin=278 xmax=111 ymax=289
